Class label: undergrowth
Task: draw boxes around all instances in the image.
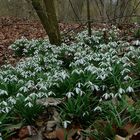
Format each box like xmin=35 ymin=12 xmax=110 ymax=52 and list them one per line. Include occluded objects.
xmin=1 ymin=26 xmax=140 ymax=139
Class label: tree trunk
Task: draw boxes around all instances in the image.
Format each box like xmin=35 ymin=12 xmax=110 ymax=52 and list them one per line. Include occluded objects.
xmin=31 ymin=0 xmax=61 ymax=46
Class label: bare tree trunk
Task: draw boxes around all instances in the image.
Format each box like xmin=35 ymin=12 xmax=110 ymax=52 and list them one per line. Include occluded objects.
xmin=31 ymin=0 xmax=61 ymax=46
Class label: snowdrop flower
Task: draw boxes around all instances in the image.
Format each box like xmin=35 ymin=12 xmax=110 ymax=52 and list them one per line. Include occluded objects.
xmin=29 ymin=93 xmax=37 ymax=98
xmin=4 ymin=107 xmax=10 ymax=113
xmin=19 ymin=86 xmax=28 ymax=92
xmin=124 ymin=75 xmax=132 ymax=80
xmin=24 ymin=96 xmax=32 ymax=102
xmin=123 ymin=63 xmax=131 ymax=67
xmin=38 ymin=92 xmax=48 ymax=98
xmin=126 ymin=86 xmax=134 ymax=93
xmin=132 ymin=40 xmax=140 ymax=46
xmin=16 ymin=93 xmax=24 ymax=97
xmin=102 ymin=93 xmax=110 ymax=100
xmin=118 ymin=88 xmax=125 ymax=94
xmin=8 ymin=97 xmax=16 ymax=104
xmin=1 ymin=101 xmax=8 ymax=106
xmin=83 ymin=111 xmax=89 ymax=116
xmin=121 ymin=68 xmax=130 ymax=75
xmin=94 ymin=106 xmax=102 ymax=112
xmin=66 ymin=92 xmax=74 ymax=98
xmin=25 ymin=102 xmax=33 ymax=107
xmin=0 ymin=90 xmax=8 ymax=96
xmin=75 ymin=87 xmax=81 ymax=94
xmin=76 ymin=82 xmax=83 ymax=88
xmin=97 ymin=74 xmax=106 ymax=80
xmin=63 ymin=121 xmax=71 ymax=128
xmin=48 ymin=91 xmax=55 ymax=96
xmin=115 ymin=93 xmax=122 ymax=98
xmin=91 ymin=84 xmax=99 ymax=91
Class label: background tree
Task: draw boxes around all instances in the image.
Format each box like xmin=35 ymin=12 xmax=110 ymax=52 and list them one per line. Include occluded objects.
xmin=31 ymin=0 xmax=61 ymax=46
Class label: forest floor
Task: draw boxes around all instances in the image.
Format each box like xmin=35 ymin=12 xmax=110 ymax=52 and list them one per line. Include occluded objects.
xmin=0 ymin=17 xmax=138 ymax=66
xmin=1 ymin=17 xmax=140 ymax=140
xmin=0 ymin=17 xmax=85 ymax=66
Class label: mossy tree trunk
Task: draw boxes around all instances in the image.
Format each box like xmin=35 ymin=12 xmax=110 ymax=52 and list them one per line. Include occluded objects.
xmin=31 ymin=0 xmax=61 ymax=46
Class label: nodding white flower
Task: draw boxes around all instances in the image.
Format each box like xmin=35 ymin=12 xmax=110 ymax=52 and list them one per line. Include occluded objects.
xmin=63 ymin=121 xmax=71 ymax=128
xmin=16 ymin=93 xmax=23 ymax=97
xmin=123 ymin=63 xmax=131 ymax=67
xmin=92 ymin=84 xmax=99 ymax=91
xmin=19 ymin=86 xmax=28 ymax=93
xmin=102 ymin=93 xmax=110 ymax=100
xmin=48 ymin=91 xmax=55 ymax=96
xmin=76 ymin=82 xmax=83 ymax=88
xmin=126 ymin=86 xmax=134 ymax=93
xmin=83 ymin=111 xmax=89 ymax=116
xmin=4 ymin=107 xmax=10 ymax=113
xmin=102 ymin=85 xmax=106 ymax=91
xmin=8 ymin=97 xmax=16 ymax=104
xmin=97 ymin=74 xmax=106 ymax=80
xmin=94 ymin=106 xmax=102 ymax=112
xmin=66 ymin=92 xmax=74 ymax=98
xmin=24 ymin=97 xmax=32 ymax=102
xmin=118 ymin=88 xmax=125 ymax=94
xmin=75 ymin=87 xmax=81 ymax=94
xmin=1 ymin=101 xmax=8 ymax=106
xmin=124 ymin=75 xmax=132 ymax=81
xmin=115 ymin=93 xmax=122 ymax=98
xmin=0 ymin=89 xmax=8 ymax=96
xmin=25 ymin=102 xmax=33 ymax=107
xmin=121 ymin=68 xmax=130 ymax=75
xmin=132 ymin=40 xmax=140 ymax=46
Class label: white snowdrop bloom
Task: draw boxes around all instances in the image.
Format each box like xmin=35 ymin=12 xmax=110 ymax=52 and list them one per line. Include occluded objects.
xmin=48 ymin=91 xmax=55 ymax=96
xmin=35 ymin=67 xmax=42 ymax=72
xmin=4 ymin=107 xmax=10 ymax=113
xmin=102 ymin=93 xmax=110 ymax=100
xmin=29 ymin=93 xmax=37 ymax=98
xmin=102 ymin=85 xmax=106 ymax=91
xmin=63 ymin=121 xmax=71 ymax=128
xmin=61 ymin=71 xmax=69 ymax=80
xmin=97 ymin=74 xmax=106 ymax=80
xmin=19 ymin=86 xmax=28 ymax=92
xmin=133 ymin=40 xmax=140 ymax=46
xmin=126 ymin=86 xmax=134 ymax=93
xmin=124 ymin=75 xmax=132 ymax=81
xmin=79 ymin=90 xmax=84 ymax=96
xmin=0 ymin=89 xmax=8 ymax=96
xmin=118 ymin=88 xmax=125 ymax=94
xmin=38 ymin=92 xmax=48 ymax=98
xmin=8 ymin=97 xmax=16 ymax=104
xmin=24 ymin=96 xmax=32 ymax=102
xmin=123 ymin=63 xmax=131 ymax=67
xmin=115 ymin=93 xmax=122 ymax=98
xmin=83 ymin=111 xmax=89 ymax=116
xmin=16 ymin=93 xmax=24 ymax=97
xmin=3 ymin=78 xmax=8 ymax=82
xmin=75 ymin=87 xmax=81 ymax=94
xmin=108 ymin=67 xmax=113 ymax=71
xmin=1 ymin=101 xmax=8 ymax=106
xmin=121 ymin=68 xmax=130 ymax=75
xmin=66 ymin=92 xmax=74 ymax=98
xmin=129 ymin=46 xmax=135 ymax=51
xmin=25 ymin=102 xmax=33 ymax=107
xmin=76 ymin=82 xmax=83 ymax=88
xmin=26 ymin=81 xmax=34 ymax=88
xmin=94 ymin=106 xmax=102 ymax=112
xmin=91 ymin=84 xmax=99 ymax=91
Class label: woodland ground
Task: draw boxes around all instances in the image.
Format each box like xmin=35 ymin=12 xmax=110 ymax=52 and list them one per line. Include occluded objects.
xmin=1 ymin=17 xmax=140 ymax=140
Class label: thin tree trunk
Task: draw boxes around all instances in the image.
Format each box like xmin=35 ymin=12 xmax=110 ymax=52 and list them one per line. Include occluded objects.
xmin=31 ymin=0 xmax=61 ymax=46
